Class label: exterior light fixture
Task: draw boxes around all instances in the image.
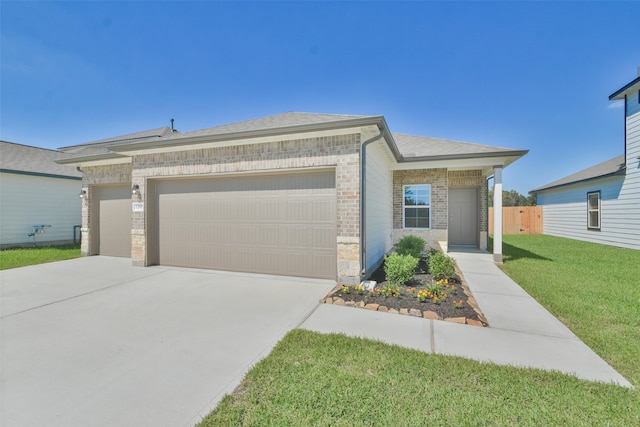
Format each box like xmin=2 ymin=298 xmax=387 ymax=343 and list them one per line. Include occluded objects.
xmin=79 ymin=190 xmax=87 ymax=199
xmin=132 ymin=184 xmax=140 ymax=196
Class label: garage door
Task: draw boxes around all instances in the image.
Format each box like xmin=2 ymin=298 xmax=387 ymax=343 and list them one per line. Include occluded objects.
xmin=155 ymin=170 xmax=336 ymax=279
xmin=94 ymin=185 xmax=131 ymax=257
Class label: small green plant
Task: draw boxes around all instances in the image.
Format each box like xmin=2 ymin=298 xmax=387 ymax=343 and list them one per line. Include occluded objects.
xmin=384 ymin=253 xmax=419 ymax=286
xmin=377 ymin=283 xmax=402 ymax=298
xmin=453 ymin=300 xmax=464 ymax=309
xmin=395 ymin=235 xmax=426 ymax=259
xmin=428 ymin=251 xmax=456 ymax=280
xmin=425 ymin=282 xmax=449 ymax=300
xmin=354 ymin=283 xmax=366 ymax=295
xmin=341 ymin=285 xmax=351 ymax=294
xmin=425 ymin=283 xmax=442 ymax=296
xmin=416 ymin=289 xmax=430 ymax=302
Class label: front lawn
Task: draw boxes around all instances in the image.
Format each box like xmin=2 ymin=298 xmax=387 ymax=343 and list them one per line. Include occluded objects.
xmin=0 ymin=244 xmax=81 ymax=270
xmin=201 ymin=330 xmax=639 ymax=426
xmin=496 ymin=234 xmax=640 ymax=387
xmin=202 ymin=234 xmax=640 ymax=425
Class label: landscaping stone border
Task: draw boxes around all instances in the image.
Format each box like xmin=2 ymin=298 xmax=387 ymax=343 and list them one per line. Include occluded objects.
xmin=320 ymin=263 xmax=488 ymax=327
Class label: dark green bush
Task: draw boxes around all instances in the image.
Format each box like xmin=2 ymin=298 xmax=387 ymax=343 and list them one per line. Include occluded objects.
xmin=428 ymin=251 xmax=456 ymax=280
xmin=384 ymin=253 xmax=419 ymax=286
xmin=395 ymin=235 xmax=426 ymax=259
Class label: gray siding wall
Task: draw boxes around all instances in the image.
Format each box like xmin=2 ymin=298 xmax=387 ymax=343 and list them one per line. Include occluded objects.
xmin=625 ymin=89 xmax=640 ymax=215
xmin=364 ymin=139 xmax=393 ymax=275
xmin=0 ymin=172 xmax=81 ymax=247
xmin=539 ymin=93 xmax=640 ymax=250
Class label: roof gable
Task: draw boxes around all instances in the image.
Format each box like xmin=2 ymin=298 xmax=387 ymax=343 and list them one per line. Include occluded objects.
xmin=609 ymin=75 xmax=640 ymax=100
xmin=162 ymin=112 xmax=373 ymax=140
xmin=531 ymin=155 xmax=625 ymax=193
xmin=392 ymin=133 xmax=523 ymax=159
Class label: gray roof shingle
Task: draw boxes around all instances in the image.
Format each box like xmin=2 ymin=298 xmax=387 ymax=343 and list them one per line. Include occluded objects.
xmin=58 ymin=127 xmax=175 ymax=156
xmin=392 ymin=133 xmax=521 ymax=159
xmin=531 ymin=155 xmax=626 ymax=193
xmin=58 ymin=112 xmax=527 ymax=163
xmin=160 ymin=112 xmax=373 ymax=140
xmin=0 ymin=141 xmax=82 ymax=178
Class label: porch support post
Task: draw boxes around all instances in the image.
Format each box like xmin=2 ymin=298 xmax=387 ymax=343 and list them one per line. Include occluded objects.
xmin=493 ymin=166 xmax=503 ymax=263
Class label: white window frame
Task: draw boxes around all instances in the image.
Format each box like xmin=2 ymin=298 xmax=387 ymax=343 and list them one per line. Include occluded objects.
xmin=403 ymin=184 xmax=431 ymax=229
xmin=587 ymin=191 xmax=601 ymax=230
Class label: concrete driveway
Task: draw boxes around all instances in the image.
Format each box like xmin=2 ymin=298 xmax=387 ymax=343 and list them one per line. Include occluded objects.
xmin=0 ymin=257 xmax=335 ymax=427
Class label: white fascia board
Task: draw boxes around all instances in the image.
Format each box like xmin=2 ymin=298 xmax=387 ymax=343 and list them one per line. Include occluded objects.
xmin=109 ymin=126 xmax=367 ymax=156
xmin=66 ymin=157 xmax=132 ymax=167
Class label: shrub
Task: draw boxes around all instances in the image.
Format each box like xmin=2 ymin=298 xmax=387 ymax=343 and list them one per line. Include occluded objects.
xmin=395 ymin=235 xmax=426 ymax=259
xmin=428 ymin=251 xmax=456 ymax=280
xmin=384 ymin=253 xmax=419 ymax=286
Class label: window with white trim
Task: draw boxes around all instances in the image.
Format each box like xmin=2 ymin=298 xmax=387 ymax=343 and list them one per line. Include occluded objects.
xmin=587 ymin=191 xmax=601 ymax=230
xmin=403 ymin=184 xmax=431 ymax=229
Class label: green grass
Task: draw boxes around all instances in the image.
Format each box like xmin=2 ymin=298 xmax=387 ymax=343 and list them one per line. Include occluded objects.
xmin=496 ymin=234 xmax=640 ymax=387
xmin=0 ymin=244 xmax=81 ymax=270
xmin=203 ymin=235 xmax=640 ymax=425
xmin=201 ymin=330 xmax=639 ymax=426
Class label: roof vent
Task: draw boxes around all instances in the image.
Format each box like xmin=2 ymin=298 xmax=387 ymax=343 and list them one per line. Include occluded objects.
xmin=170 ymin=118 xmax=175 ymax=131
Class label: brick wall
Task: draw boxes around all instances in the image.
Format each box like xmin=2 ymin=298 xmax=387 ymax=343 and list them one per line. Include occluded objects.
xmin=393 ymin=169 xmax=448 ymax=229
xmin=391 ymin=168 xmax=487 ymax=250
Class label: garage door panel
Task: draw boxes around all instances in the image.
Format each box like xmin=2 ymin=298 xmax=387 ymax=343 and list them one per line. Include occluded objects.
xmin=156 ymin=171 xmax=336 ymax=279
xmin=96 ymin=185 xmax=131 ymax=258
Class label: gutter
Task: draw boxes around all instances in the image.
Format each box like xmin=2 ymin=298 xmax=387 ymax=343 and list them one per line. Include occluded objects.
xmin=402 ymin=149 xmax=529 ymax=163
xmin=529 ymin=167 xmax=626 ymax=194
xmin=0 ymin=168 xmax=82 ymax=181
xmin=359 ymin=125 xmax=386 ymax=278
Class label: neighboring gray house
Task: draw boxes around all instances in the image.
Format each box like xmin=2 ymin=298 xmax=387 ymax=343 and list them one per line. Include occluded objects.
xmin=532 ymin=73 xmax=640 ymax=250
xmin=0 ymin=141 xmax=82 ymax=248
xmin=58 ymin=113 xmax=527 ymax=283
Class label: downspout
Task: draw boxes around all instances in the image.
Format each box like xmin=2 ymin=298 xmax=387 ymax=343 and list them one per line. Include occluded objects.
xmin=359 ymin=126 xmax=385 ymax=279
xmin=486 ymin=174 xmax=493 ymax=248
xmin=624 ymin=94 xmax=627 ymax=167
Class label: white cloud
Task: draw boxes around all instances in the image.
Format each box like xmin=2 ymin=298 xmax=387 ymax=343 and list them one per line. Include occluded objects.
xmin=608 ymin=100 xmax=624 ymax=109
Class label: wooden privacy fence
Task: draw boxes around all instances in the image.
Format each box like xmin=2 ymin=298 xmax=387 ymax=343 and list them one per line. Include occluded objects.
xmin=488 ymin=206 xmax=543 ymax=235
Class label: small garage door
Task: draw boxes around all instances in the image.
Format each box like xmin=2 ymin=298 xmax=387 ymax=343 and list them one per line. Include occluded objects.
xmin=155 ymin=170 xmax=336 ymax=279
xmin=93 ymin=185 xmax=131 ymax=257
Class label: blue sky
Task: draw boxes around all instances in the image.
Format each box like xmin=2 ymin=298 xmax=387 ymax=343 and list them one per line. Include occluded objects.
xmin=1 ymin=1 xmax=639 ymax=194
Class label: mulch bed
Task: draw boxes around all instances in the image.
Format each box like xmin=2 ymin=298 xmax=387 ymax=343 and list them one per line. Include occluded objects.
xmin=321 ymin=259 xmax=487 ymax=326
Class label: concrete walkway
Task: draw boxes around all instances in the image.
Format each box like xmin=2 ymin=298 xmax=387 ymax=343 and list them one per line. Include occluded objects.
xmin=300 ymin=249 xmax=633 ymax=388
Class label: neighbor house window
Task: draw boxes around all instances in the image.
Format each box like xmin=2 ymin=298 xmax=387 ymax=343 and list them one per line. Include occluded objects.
xmin=587 ymin=191 xmax=601 ymax=230
xmin=403 ymin=184 xmax=431 ymax=229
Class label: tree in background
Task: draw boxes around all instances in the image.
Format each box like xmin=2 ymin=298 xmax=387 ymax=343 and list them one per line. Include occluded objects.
xmin=488 ymin=189 xmax=536 ymax=207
